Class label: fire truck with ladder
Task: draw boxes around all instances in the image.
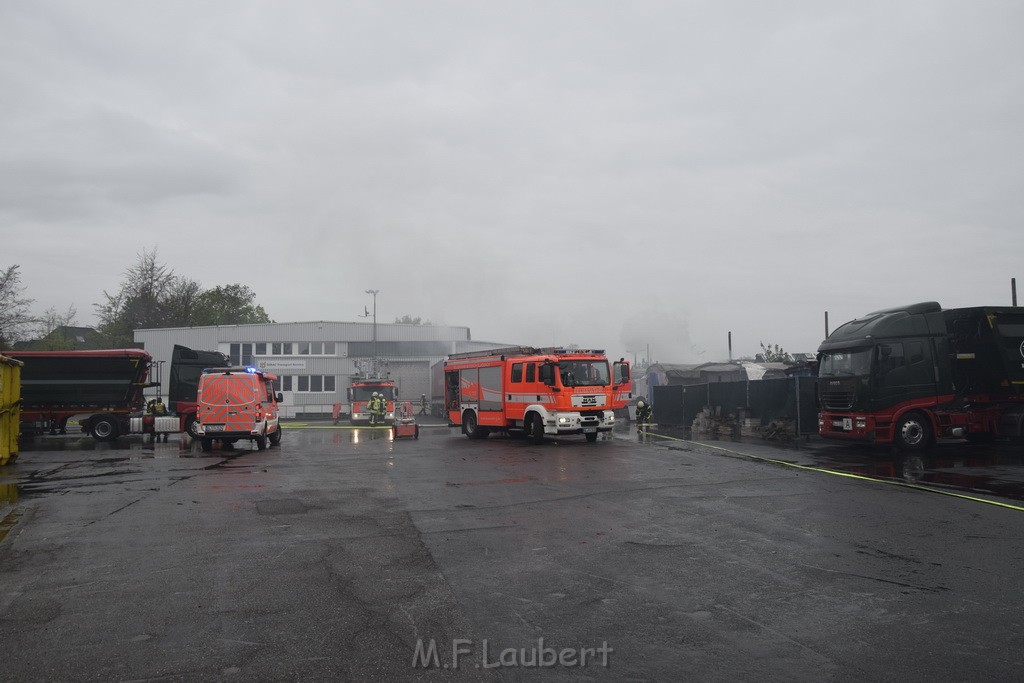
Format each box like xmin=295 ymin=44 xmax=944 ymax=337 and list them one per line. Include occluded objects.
xmin=444 ymin=346 xmax=631 ymax=444
xmin=343 ymin=357 xmax=397 ymax=425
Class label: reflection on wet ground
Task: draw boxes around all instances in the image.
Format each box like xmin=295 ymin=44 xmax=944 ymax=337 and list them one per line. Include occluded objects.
xmin=7 ymin=420 xmax=1024 ymax=505
xmin=632 ymin=423 xmax=1024 ymax=504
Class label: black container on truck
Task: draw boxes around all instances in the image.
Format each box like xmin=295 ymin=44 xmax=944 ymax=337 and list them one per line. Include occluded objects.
xmin=9 ymin=349 xmax=159 ymax=441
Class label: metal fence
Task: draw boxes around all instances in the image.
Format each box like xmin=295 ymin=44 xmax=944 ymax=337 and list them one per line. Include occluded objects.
xmin=652 ymin=377 xmax=819 ymax=435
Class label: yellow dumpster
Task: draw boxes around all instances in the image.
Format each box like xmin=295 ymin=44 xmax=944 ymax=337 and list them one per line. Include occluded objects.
xmin=0 ymin=354 xmax=22 ymax=466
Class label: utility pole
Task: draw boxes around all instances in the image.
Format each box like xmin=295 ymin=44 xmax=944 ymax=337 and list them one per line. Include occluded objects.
xmin=365 ymin=289 xmax=379 ymax=375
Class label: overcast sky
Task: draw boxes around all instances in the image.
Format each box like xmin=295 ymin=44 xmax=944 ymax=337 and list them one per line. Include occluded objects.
xmin=3 ymin=1 xmax=1023 ymax=364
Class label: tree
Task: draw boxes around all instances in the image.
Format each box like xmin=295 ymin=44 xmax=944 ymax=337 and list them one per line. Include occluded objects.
xmin=192 ymin=284 xmax=272 ymax=326
xmin=94 ymin=250 xmax=273 ymax=344
xmin=394 ymin=314 xmax=431 ymax=325
xmin=759 ymin=341 xmax=792 ymax=363
xmin=0 ymin=264 xmax=34 ymax=350
xmin=163 ymin=278 xmax=204 ymax=328
xmin=95 ymin=249 xmax=176 ymax=346
xmin=34 ymin=305 xmax=79 ymax=350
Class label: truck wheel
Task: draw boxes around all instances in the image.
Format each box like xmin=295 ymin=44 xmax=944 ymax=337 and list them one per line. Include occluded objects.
xmin=255 ymin=433 xmax=267 ymax=451
xmin=585 ymin=431 xmax=598 ymax=443
xmin=463 ymin=411 xmax=489 ymax=440
xmin=201 ymin=438 xmax=213 ymax=453
xmin=184 ymin=415 xmax=201 ymax=439
xmin=91 ymin=416 xmax=119 ymax=442
xmin=269 ymin=426 xmax=282 ymax=446
xmin=529 ymin=413 xmax=545 ymax=445
xmin=895 ymin=412 xmax=931 ymax=450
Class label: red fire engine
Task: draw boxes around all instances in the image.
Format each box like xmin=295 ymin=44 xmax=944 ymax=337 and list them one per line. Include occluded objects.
xmin=444 ymin=347 xmax=631 ymax=444
xmin=347 ymin=378 xmax=397 ymax=425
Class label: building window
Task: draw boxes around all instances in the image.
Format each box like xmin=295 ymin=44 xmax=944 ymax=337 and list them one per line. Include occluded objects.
xmin=292 ymin=375 xmax=336 ymax=392
xmin=298 ymin=342 xmax=310 ymax=355
xmin=228 ymin=343 xmax=256 ymax=365
xmin=282 ymin=376 xmax=292 ymax=391
xmin=324 ymin=342 xmax=336 ymax=355
xmin=255 ymin=343 xmax=267 ymax=355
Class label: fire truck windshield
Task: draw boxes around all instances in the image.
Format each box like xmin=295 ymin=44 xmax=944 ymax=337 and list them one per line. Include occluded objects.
xmin=352 ymin=386 xmax=395 ymax=401
xmin=818 ymin=349 xmax=872 ymax=377
xmin=558 ymin=360 xmax=610 ymax=387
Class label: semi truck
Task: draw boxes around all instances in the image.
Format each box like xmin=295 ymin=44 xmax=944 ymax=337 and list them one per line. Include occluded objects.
xmin=817 ymin=302 xmax=1024 ymax=449
xmin=444 ymin=346 xmax=631 ymax=444
xmin=8 ymin=349 xmax=159 ymax=441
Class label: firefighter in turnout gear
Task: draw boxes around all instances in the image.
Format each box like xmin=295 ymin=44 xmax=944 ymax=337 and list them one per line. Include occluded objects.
xmin=419 ymin=394 xmax=429 ymax=416
xmin=148 ymin=396 xmax=170 ymax=442
xmin=369 ymin=392 xmax=385 ymax=425
xmin=635 ymin=398 xmax=652 ymax=427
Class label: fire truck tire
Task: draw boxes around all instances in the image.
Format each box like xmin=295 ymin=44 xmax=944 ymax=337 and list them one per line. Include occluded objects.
xmin=201 ymin=438 xmax=213 ymax=452
xmin=528 ymin=413 xmax=545 ymax=445
xmin=255 ymin=433 xmax=267 ymax=451
xmin=269 ymin=426 xmax=282 ymax=446
xmin=463 ymin=411 xmax=489 ymax=439
xmin=585 ymin=431 xmax=598 ymax=443
xmin=184 ymin=415 xmax=201 ymax=439
xmin=91 ymin=415 xmax=119 ymax=442
xmin=895 ymin=412 xmax=931 ymax=450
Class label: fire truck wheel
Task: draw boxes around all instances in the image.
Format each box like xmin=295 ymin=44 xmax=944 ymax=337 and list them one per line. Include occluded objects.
xmin=255 ymin=433 xmax=267 ymax=451
xmin=201 ymin=438 xmax=213 ymax=453
xmin=463 ymin=411 xmax=489 ymax=439
xmin=91 ymin=415 xmax=119 ymax=442
xmin=529 ymin=413 xmax=545 ymax=445
xmin=895 ymin=412 xmax=931 ymax=450
xmin=184 ymin=415 xmax=201 ymax=439
xmin=585 ymin=431 xmax=598 ymax=443
xmin=269 ymin=426 xmax=282 ymax=446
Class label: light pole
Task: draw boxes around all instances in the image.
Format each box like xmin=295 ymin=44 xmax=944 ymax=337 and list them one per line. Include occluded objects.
xmin=365 ymin=289 xmax=379 ymax=373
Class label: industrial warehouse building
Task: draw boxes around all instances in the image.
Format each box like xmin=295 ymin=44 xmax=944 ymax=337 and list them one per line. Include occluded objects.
xmin=135 ymin=321 xmax=506 ymax=418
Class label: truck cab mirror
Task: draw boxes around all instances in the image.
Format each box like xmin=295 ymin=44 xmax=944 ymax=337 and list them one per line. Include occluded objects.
xmin=539 ymin=362 xmax=554 ymax=385
xmin=275 ymin=393 xmax=283 ymax=403
xmin=878 ymin=345 xmax=892 ymax=358
xmin=613 ymin=360 xmax=631 ymax=385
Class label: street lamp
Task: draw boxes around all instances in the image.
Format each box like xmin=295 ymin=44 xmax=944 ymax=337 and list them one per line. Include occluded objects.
xmin=365 ymin=289 xmax=379 ymax=373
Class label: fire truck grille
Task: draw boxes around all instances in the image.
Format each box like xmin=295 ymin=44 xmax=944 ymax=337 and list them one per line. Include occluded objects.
xmin=580 ymin=411 xmax=605 ymax=424
xmin=820 ymin=391 xmax=854 ymax=411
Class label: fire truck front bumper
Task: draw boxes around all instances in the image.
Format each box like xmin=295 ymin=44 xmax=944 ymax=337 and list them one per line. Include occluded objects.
xmin=554 ymin=410 xmax=616 ymax=435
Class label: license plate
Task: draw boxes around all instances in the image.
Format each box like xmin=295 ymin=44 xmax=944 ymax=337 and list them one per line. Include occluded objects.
xmin=582 ymin=427 xmax=597 ymax=433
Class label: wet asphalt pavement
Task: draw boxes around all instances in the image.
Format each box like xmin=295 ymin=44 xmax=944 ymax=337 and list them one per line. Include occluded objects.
xmin=2 ymin=422 xmax=1024 ymax=681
